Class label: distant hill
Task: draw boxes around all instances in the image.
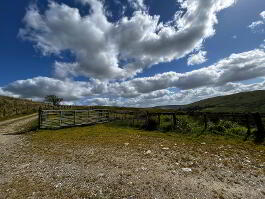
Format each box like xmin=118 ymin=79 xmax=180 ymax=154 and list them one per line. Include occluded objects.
xmin=156 ymin=90 xmax=265 ymax=113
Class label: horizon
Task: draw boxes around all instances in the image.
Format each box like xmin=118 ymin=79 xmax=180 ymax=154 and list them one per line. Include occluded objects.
xmin=1 ymin=0 xmax=265 ymax=107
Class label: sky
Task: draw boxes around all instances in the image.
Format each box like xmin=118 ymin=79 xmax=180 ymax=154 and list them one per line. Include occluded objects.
xmin=0 ymin=0 xmax=265 ymax=107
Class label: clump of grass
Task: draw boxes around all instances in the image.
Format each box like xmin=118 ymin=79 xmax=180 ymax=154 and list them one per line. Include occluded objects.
xmin=207 ymin=120 xmax=247 ymax=137
xmin=16 ymin=119 xmax=39 ymax=134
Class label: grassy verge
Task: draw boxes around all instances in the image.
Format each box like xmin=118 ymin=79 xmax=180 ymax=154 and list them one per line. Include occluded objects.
xmin=13 ymin=118 xmax=39 ymax=134
xmin=33 ymin=122 xmax=265 ymax=151
xmin=0 ymin=112 xmax=37 ymax=122
xmin=6 ymin=122 xmax=264 ymax=198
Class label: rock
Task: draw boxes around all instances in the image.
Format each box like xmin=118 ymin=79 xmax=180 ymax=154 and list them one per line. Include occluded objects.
xmin=141 ymin=167 xmax=147 ymax=171
xmin=201 ymin=142 xmax=206 ymax=145
xmin=145 ymin=150 xmax=152 ymax=154
xmin=55 ymin=183 xmax=62 ymax=188
xmin=124 ymin=143 xmax=129 ymax=146
xmin=97 ymin=173 xmax=105 ymax=178
xmin=162 ymin=147 xmax=169 ymax=150
xmin=19 ymin=163 xmax=30 ymax=169
xmin=182 ymin=168 xmax=192 ymax=172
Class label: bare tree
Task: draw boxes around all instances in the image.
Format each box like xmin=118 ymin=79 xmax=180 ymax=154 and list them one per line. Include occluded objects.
xmin=44 ymin=95 xmax=63 ymax=106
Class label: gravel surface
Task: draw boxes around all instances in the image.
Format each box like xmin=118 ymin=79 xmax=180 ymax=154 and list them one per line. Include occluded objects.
xmin=0 ymin=119 xmax=264 ymax=199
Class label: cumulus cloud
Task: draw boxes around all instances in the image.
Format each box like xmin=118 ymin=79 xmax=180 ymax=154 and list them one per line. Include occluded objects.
xmin=248 ymin=21 xmax=264 ymax=30
xmin=0 ymin=88 xmax=19 ymax=98
xmin=248 ymin=10 xmax=265 ymax=32
xmin=76 ymin=80 xmax=265 ymax=107
xmin=260 ymin=11 xmax=265 ymax=20
xmin=112 ymin=49 xmax=265 ymax=95
xmin=3 ymin=49 xmax=265 ymax=106
xmin=187 ymin=51 xmax=207 ymax=66
xmin=3 ymin=77 xmax=92 ymax=102
xmin=128 ymin=0 xmax=146 ymax=10
xmin=19 ymin=0 xmax=236 ymax=80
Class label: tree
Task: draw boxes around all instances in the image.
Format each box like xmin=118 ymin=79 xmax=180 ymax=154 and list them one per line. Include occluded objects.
xmin=44 ymin=95 xmax=63 ymax=106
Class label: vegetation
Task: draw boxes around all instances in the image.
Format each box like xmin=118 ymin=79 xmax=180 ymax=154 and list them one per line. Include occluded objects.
xmin=0 ymin=96 xmax=44 ymax=121
xmin=44 ymin=95 xmax=63 ymax=106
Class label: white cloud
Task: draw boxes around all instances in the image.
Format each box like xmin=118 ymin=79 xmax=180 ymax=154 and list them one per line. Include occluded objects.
xmin=3 ymin=49 xmax=265 ymax=106
xmin=248 ymin=21 xmax=264 ymax=30
xmin=128 ymin=0 xmax=146 ymax=10
xmin=19 ymin=0 xmax=236 ymax=80
xmin=75 ymin=81 xmax=265 ymax=107
xmin=0 ymin=88 xmax=19 ymax=98
xmin=3 ymin=77 xmax=92 ymax=102
xmin=7 ymin=0 xmax=265 ymax=107
xmin=260 ymin=11 xmax=265 ymax=20
xmin=248 ymin=10 xmax=265 ymax=32
xmin=187 ymin=51 xmax=207 ymax=66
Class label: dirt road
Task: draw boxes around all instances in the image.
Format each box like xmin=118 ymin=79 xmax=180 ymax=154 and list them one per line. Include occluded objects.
xmin=0 ymin=114 xmax=37 ymax=145
xmin=0 ymin=117 xmax=264 ymax=199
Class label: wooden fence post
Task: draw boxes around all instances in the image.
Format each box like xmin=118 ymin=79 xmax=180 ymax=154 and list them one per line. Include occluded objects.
xmin=60 ymin=111 xmax=62 ymax=127
xmin=146 ymin=111 xmax=149 ymax=127
xmin=74 ymin=110 xmax=76 ymax=125
xmin=158 ymin=113 xmax=161 ymax=129
xmin=253 ymin=113 xmax=265 ymax=143
xmin=203 ymin=114 xmax=208 ymax=131
xmin=38 ymin=107 xmax=42 ymax=128
xmin=173 ymin=113 xmax=176 ymax=130
xmin=244 ymin=114 xmax=251 ymax=141
xmin=107 ymin=110 xmax=110 ymax=122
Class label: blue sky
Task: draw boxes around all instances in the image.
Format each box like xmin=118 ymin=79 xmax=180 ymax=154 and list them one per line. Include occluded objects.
xmin=0 ymin=0 xmax=265 ymax=107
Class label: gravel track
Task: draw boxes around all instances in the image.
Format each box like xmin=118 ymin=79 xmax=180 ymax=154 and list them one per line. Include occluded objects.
xmin=0 ymin=118 xmax=264 ymax=199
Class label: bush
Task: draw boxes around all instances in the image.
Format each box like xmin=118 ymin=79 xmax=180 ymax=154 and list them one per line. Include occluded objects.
xmin=208 ymin=120 xmax=246 ymax=136
xmin=175 ymin=117 xmax=192 ymax=132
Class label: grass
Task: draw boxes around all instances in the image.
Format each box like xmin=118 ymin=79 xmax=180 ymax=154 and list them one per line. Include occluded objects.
xmin=0 ymin=112 xmax=37 ymax=122
xmin=33 ymin=122 xmax=265 ymax=151
xmin=31 ymin=122 xmax=265 ymax=181
xmin=3 ymin=121 xmax=265 ymax=198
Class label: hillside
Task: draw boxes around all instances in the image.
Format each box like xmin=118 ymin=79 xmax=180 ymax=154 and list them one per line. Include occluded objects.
xmin=0 ymin=96 xmax=44 ymax=120
xmin=157 ymin=90 xmax=265 ymax=113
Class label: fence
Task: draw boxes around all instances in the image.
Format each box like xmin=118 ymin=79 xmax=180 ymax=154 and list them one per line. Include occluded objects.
xmin=38 ymin=109 xmax=265 ymax=142
xmin=110 ymin=110 xmax=265 ymax=143
xmin=39 ymin=109 xmax=110 ymax=129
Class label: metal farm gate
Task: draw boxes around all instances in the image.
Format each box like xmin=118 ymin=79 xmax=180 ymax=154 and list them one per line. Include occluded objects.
xmin=39 ymin=109 xmax=110 ymax=129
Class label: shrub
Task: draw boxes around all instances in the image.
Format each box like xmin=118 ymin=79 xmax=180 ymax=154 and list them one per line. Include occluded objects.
xmin=208 ymin=120 xmax=246 ymax=136
xmin=175 ymin=117 xmax=192 ymax=132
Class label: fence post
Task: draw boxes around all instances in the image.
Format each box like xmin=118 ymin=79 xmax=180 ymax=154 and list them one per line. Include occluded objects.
xmin=173 ymin=113 xmax=176 ymax=130
xmin=60 ymin=111 xmax=62 ymax=127
xmin=38 ymin=107 xmax=42 ymax=129
xmin=158 ymin=113 xmax=161 ymax=129
xmin=146 ymin=111 xmax=149 ymax=127
xmin=107 ymin=110 xmax=110 ymax=122
xmin=74 ymin=110 xmax=76 ymax=125
xmin=87 ymin=110 xmax=89 ymax=123
xmin=203 ymin=114 xmax=208 ymax=131
xmin=132 ymin=112 xmax=135 ymax=127
xmin=253 ymin=113 xmax=265 ymax=143
xmin=244 ymin=114 xmax=251 ymax=141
